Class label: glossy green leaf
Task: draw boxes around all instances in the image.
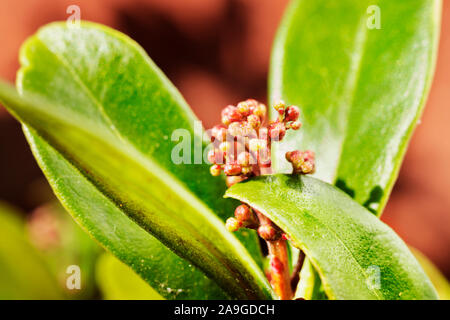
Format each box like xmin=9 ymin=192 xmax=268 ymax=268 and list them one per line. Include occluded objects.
xmin=226 ymin=174 xmax=438 ymax=300
xmin=24 ymin=130 xmax=227 ymax=300
xmin=0 ymin=82 xmax=273 ymax=298
xmin=17 ymin=21 xmax=262 ymax=265
xmin=0 ymin=202 xmax=63 ymax=299
xmin=96 ymin=253 xmax=163 ymax=300
xmin=269 ymin=0 xmax=441 ymax=215
xmin=1 ymin=22 xmax=270 ymax=299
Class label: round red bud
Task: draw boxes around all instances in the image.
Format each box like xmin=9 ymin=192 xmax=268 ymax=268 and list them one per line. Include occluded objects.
xmin=211 ymin=125 xmax=227 ymax=142
xmin=221 ymin=105 xmax=243 ymax=124
xmin=273 ymin=100 xmax=285 ymax=112
xmin=241 ymin=166 xmax=253 ymax=175
xmin=223 ymin=164 xmax=242 ymax=176
xmin=225 ymin=176 xmax=246 ymax=187
xmin=210 ymin=164 xmax=222 ymax=176
xmin=269 ymin=122 xmax=286 ymax=141
xmin=225 ymin=217 xmax=241 ymax=232
xmin=285 ymin=105 xmax=300 ymax=121
xmin=234 ymin=204 xmax=257 ymax=227
xmin=247 ymin=114 xmax=261 ymax=129
xmin=258 ymin=224 xmax=281 ymax=241
xmin=253 ymin=103 xmax=267 ymax=120
xmin=289 ymin=121 xmax=302 ymax=130
xmin=237 ymin=101 xmax=251 ymax=116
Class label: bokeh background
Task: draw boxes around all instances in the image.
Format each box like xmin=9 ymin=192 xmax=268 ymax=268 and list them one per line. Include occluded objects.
xmin=0 ymin=0 xmax=448 ymax=281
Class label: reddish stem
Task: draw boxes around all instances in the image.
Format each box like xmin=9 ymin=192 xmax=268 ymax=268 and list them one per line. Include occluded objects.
xmin=255 ymin=210 xmax=293 ymax=300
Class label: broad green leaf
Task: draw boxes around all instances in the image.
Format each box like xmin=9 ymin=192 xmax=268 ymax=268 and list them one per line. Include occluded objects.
xmin=0 ymin=202 xmax=63 ymax=299
xmin=410 ymin=247 xmax=450 ymax=300
xmin=17 ymin=22 xmax=262 ymax=265
xmin=269 ymin=0 xmax=441 ymax=215
xmin=4 ymin=22 xmax=269 ymax=299
xmin=96 ymin=253 xmax=163 ymax=300
xmin=226 ymin=174 xmax=438 ymax=300
xmin=24 ymin=131 xmax=226 ymax=299
xmin=0 ymin=81 xmax=273 ymax=299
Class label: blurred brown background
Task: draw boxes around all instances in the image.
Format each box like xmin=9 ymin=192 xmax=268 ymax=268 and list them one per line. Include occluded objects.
xmin=0 ymin=0 xmax=448 ymax=278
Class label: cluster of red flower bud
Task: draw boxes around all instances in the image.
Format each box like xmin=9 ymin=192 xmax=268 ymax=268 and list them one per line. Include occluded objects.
xmin=208 ymin=99 xmax=316 ymax=242
xmin=208 ymin=99 xmax=314 ymax=187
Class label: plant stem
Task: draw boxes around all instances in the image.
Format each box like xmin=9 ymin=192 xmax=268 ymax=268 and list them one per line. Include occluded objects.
xmin=268 ymin=239 xmax=293 ymax=300
xmin=255 ymin=209 xmax=293 ymax=300
xmin=290 ymin=251 xmax=305 ymax=291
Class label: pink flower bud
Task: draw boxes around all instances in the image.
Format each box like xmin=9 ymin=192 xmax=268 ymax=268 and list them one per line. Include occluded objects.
xmin=286 ymin=150 xmax=316 ymax=174
xmin=225 ymin=176 xmax=246 ymax=187
xmin=234 ymin=204 xmax=258 ymax=228
xmin=210 ymin=164 xmax=222 ymax=176
xmin=211 ymin=125 xmax=227 ymax=142
xmin=285 ymin=105 xmax=300 ymax=121
xmin=273 ymin=100 xmax=285 ymax=113
xmin=247 ymin=114 xmax=261 ymax=129
xmin=241 ymin=166 xmax=253 ymax=175
xmin=207 ymin=149 xmax=224 ymax=164
xmin=288 ymin=121 xmax=302 ymax=130
xmin=258 ymin=224 xmax=281 ymax=241
xmin=221 ymin=105 xmax=243 ymax=124
xmin=223 ymin=164 xmax=242 ymax=176
xmin=269 ymin=122 xmax=286 ymax=141
xmin=253 ymin=103 xmax=267 ymax=120
xmin=225 ymin=217 xmax=241 ymax=232
xmin=237 ymin=99 xmax=257 ymax=116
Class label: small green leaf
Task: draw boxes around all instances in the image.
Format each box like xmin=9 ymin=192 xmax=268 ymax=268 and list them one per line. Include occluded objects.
xmin=96 ymin=253 xmax=164 ymax=300
xmin=0 ymin=202 xmax=63 ymax=299
xmin=226 ymin=174 xmax=438 ymax=300
xmin=0 ymin=80 xmax=273 ymax=299
xmin=269 ymin=0 xmax=441 ymax=215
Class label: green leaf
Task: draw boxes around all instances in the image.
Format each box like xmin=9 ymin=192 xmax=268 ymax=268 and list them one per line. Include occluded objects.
xmin=0 ymin=79 xmax=272 ymax=299
xmin=0 ymin=202 xmax=63 ymax=299
xmin=96 ymin=253 xmax=164 ymax=300
xmin=410 ymin=247 xmax=450 ymax=300
xmin=269 ymin=0 xmax=441 ymax=215
xmin=1 ymin=22 xmax=271 ymax=299
xmin=17 ymin=21 xmax=262 ymax=265
xmin=226 ymin=174 xmax=438 ymax=300
xmin=24 ymin=131 xmax=226 ymax=300
xmin=294 ymin=258 xmax=327 ymax=300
